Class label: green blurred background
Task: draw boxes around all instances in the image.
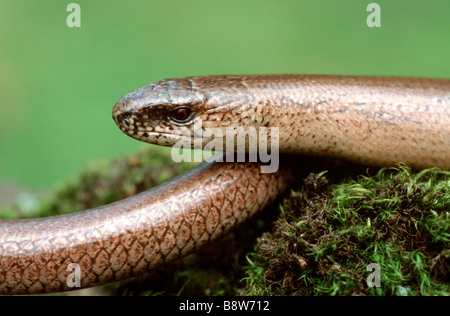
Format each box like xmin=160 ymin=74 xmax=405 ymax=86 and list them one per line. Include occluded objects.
xmin=0 ymin=0 xmax=449 ymax=190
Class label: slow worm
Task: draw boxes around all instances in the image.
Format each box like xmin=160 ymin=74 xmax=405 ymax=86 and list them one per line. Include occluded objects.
xmin=0 ymin=75 xmax=449 ymax=295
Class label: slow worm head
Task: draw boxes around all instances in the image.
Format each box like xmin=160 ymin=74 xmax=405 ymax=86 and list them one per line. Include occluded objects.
xmin=113 ymin=75 xmax=450 ymax=169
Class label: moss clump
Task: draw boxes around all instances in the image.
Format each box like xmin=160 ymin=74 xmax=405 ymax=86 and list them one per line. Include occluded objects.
xmin=2 ymin=147 xmax=198 ymax=220
xmin=243 ymin=166 xmax=450 ymax=296
xmin=2 ymin=150 xmax=448 ymax=296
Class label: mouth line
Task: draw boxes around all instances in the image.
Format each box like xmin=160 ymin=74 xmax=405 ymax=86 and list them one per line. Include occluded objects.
xmin=125 ymin=130 xmax=194 ymax=142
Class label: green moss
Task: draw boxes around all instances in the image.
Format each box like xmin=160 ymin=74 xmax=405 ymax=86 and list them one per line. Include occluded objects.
xmin=243 ymin=166 xmax=450 ymax=296
xmin=3 ymin=147 xmax=198 ymax=220
xmin=2 ymin=152 xmax=448 ymax=296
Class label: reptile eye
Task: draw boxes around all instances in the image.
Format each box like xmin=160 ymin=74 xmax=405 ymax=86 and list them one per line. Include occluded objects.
xmin=169 ymin=107 xmax=194 ymax=123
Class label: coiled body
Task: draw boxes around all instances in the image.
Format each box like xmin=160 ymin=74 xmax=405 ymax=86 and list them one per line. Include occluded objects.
xmin=1 ymin=75 xmax=449 ymax=295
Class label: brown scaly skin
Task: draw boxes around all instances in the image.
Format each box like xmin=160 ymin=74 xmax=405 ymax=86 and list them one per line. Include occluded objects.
xmin=0 ymin=159 xmax=294 ymax=294
xmin=113 ymin=75 xmax=450 ymax=168
xmin=1 ymin=75 xmax=449 ymax=295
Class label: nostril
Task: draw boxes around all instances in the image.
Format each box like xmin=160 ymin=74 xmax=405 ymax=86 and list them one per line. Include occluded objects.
xmin=113 ymin=111 xmax=128 ymax=123
xmin=121 ymin=113 xmax=131 ymax=123
xmin=112 ymin=109 xmax=130 ymax=130
xmin=112 ymin=98 xmax=132 ymax=123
